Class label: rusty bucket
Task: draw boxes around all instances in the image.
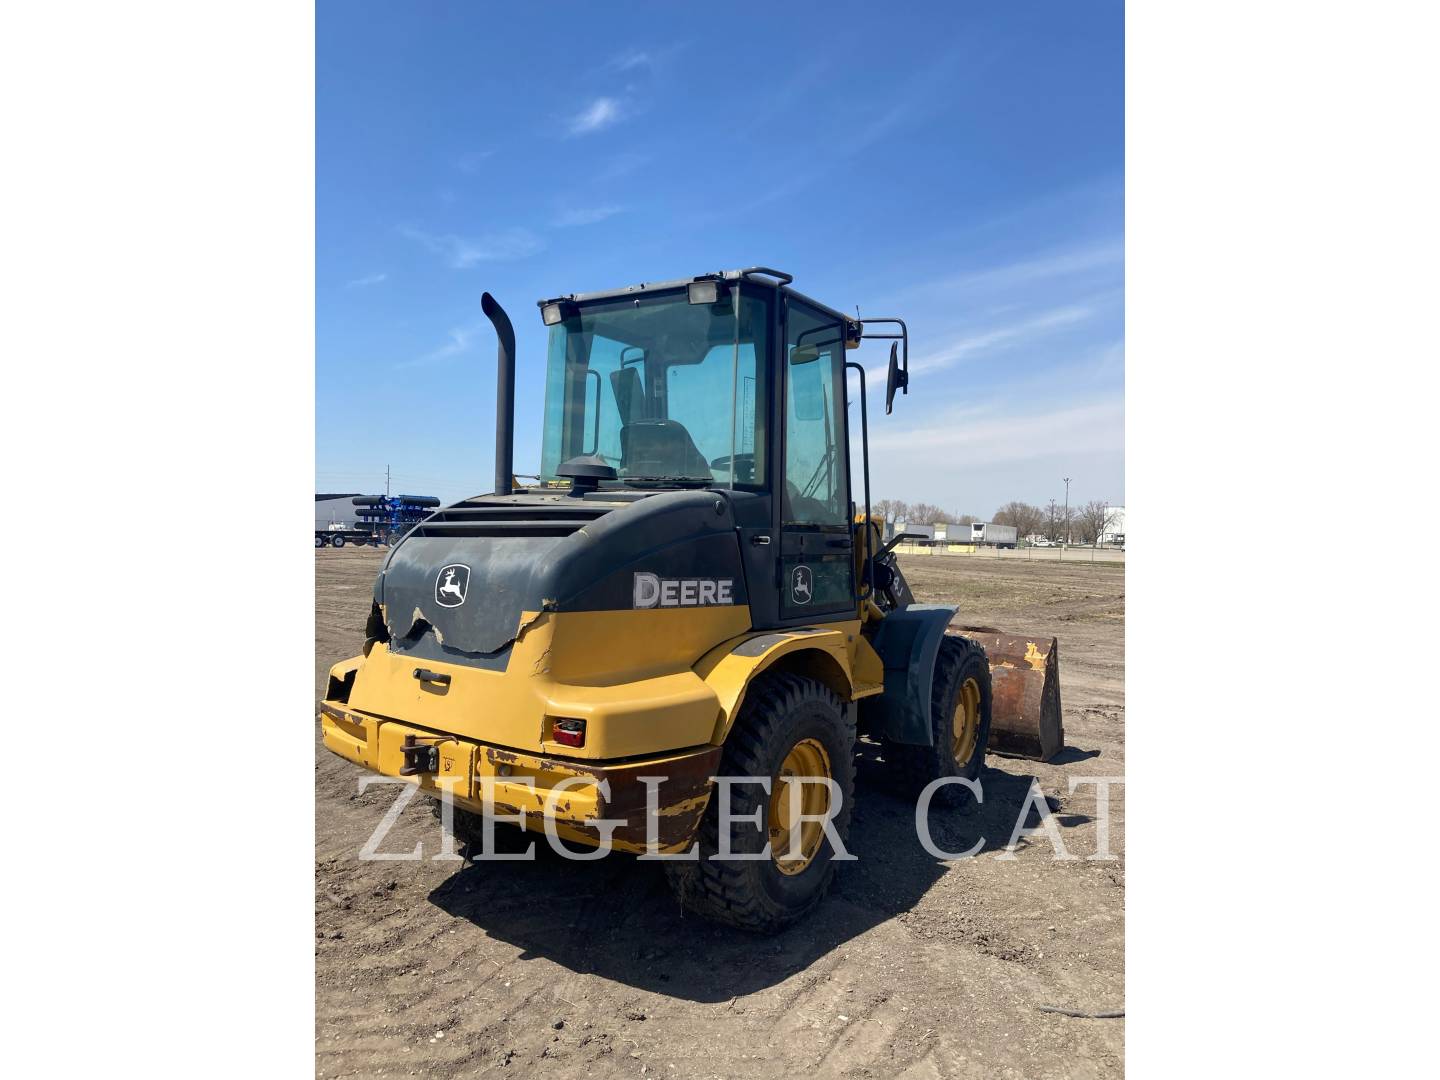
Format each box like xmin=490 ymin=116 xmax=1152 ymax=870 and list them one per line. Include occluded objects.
xmin=953 ymin=627 xmax=1063 ymax=761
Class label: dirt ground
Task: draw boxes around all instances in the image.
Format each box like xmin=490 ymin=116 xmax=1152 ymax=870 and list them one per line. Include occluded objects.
xmin=316 ymin=547 xmax=1125 ymax=1078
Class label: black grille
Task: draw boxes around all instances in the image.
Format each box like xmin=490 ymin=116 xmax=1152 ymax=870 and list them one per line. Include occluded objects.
xmin=404 ymin=500 xmax=613 ymax=539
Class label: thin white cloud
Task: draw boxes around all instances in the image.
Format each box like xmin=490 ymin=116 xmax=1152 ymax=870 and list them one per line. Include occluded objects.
xmin=862 ymin=393 xmax=1124 ymax=511
xmin=605 ymin=42 xmax=685 ymax=74
xmin=552 ymin=205 xmax=624 ymax=228
xmin=905 ymin=305 xmax=1095 ymax=375
xmin=593 ymin=152 xmax=650 ymax=183
xmin=870 ymin=397 xmax=1124 ymax=465
xmin=1092 ymin=340 xmax=1125 ymax=377
xmin=345 ymin=272 xmax=387 ymax=288
xmin=567 ymin=97 xmax=622 ymax=136
xmin=397 ymin=323 xmax=485 ymax=370
xmin=609 ymin=50 xmax=652 ymax=72
xmin=399 ymin=226 xmax=543 ymax=268
xmin=934 ymin=243 xmax=1124 ymax=295
xmin=456 ymin=150 xmax=494 ymax=175
xmin=711 ymin=53 xmax=958 ymax=224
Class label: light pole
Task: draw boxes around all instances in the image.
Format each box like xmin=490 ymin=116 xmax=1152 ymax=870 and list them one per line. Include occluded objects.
xmin=1062 ymin=477 xmax=1071 ymax=545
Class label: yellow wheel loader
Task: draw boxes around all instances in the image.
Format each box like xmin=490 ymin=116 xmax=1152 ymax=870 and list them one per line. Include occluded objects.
xmin=320 ymin=267 xmax=1062 ymax=932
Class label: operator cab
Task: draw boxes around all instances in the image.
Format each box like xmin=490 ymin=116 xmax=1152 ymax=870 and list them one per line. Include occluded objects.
xmin=535 ymin=267 xmax=908 ymax=627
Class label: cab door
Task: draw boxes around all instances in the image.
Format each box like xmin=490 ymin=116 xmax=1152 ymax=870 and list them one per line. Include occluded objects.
xmin=778 ymin=297 xmax=854 ymax=622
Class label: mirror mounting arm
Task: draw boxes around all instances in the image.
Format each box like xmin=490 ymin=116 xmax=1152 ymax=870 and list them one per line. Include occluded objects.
xmin=859 ymin=318 xmax=909 ymax=414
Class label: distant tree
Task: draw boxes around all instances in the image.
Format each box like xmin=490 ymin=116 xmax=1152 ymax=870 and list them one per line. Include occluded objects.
xmin=874 ymin=498 xmax=908 ymax=524
xmin=908 ymin=502 xmax=946 ymax=524
xmin=1076 ymin=500 xmax=1110 ymax=545
xmin=1045 ymin=499 xmax=1063 ymax=542
xmin=993 ymin=501 xmax=1044 ymax=539
xmin=952 ymin=512 xmax=979 ymax=525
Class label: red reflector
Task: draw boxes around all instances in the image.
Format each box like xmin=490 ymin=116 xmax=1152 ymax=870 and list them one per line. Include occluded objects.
xmin=553 ymin=718 xmax=586 ymax=747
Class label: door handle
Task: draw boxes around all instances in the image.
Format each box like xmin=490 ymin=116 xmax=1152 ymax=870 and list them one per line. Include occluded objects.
xmin=750 ymin=534 xmax=772 ymax=546
xmin=412 ymin=668 xmax=451 ymax=686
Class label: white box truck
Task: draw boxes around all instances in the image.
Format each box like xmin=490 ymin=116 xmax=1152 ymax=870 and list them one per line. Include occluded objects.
xmin=970 ymin=522 xmax=1018 ymax=548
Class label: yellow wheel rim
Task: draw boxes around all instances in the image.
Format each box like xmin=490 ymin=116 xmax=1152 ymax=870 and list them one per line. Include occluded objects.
xmin=769 ymin=737 xmax=832 ymax=876
xmin=952 ymin=677 xmax=981 ymax=765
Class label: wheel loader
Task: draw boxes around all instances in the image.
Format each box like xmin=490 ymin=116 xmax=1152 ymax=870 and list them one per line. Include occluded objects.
xmin=320 ymin=267 xmax=1063 ymax=932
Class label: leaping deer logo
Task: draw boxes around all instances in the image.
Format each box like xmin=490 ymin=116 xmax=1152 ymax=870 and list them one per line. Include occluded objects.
xmin=435 ymin=564 xmax=470 ymax=607
xmin=791 ymin=565 xmax=813 ymax=605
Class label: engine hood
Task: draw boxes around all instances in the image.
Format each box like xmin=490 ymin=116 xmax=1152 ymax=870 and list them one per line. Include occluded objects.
xmin=375 ymin=488 xmax=751 ymax=664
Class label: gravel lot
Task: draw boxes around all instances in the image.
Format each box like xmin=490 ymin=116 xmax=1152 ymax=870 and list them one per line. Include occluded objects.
xmin=316 ymin=546 xmax=1125 ymax=1078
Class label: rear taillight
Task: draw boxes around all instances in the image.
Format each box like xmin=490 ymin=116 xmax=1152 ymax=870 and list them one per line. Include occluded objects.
xmin=552 ymin=718 xmax=586 ymax=748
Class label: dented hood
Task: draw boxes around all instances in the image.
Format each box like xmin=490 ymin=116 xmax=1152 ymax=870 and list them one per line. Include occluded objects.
xmin=382 ymin=532 xmax=567 ymax=656
xmin=373 ymin=489 xmax=751 ymax=666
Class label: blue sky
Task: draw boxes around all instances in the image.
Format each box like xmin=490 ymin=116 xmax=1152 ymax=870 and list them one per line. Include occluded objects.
xmin=317 ymin=1 xmax=1123 ymax=515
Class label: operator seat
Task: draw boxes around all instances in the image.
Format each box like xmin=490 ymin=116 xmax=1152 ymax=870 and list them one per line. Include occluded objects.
xmin=609 ymin=366 xmax=644 ymax=425
xmin=620 ymin=418 xmax=712 ymax=479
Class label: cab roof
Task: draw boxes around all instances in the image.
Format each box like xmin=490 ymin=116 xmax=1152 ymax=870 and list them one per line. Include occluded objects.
xmin=537 ymin=266 xmax=858 ymax=333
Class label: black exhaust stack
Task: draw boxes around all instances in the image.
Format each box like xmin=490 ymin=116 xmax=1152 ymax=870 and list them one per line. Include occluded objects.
xmin=481 ymin=292 xmax=515 ymax=496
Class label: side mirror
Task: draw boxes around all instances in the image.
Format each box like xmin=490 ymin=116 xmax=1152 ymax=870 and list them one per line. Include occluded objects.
xmin=885 ymin=341 xmax=907 ymax=414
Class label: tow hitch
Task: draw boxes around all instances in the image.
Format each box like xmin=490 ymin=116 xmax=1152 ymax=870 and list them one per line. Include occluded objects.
xmin=398 ymin=734 xmax=439 ymax=776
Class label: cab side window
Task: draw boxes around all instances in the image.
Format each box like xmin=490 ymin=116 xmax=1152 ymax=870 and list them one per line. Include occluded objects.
xmin=783 ymin=303 xmax=848 ymax=525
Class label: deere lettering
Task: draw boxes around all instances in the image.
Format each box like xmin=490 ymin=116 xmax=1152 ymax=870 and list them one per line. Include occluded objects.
xmin=632 ymin=571 xmax=735 ymax=608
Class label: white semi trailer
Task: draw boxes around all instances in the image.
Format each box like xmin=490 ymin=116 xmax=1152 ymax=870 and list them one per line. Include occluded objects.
xmin=970 ymin=522 xmax=1018 ymax=548
xmin=895 ymin=521 xmax=936 ymax=542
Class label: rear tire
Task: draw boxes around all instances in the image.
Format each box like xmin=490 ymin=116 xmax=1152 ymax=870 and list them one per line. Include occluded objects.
xmin=665 ymin=671 xmax=855 ymax=934
xmin=315 ymin=535 xmax=325 ymax=548
xmin=884 ymin=635 xmax=992 ymax=807
xmin=428 ymin=796 xmax=538 ymax=857
xmin=331 ymin=534 xmax=345 ymax=548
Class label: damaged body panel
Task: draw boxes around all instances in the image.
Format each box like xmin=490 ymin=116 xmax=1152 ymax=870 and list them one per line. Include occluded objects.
xmin=319 ymin=701 xmax=719 ymax=854
xmin=374 ymin=489 xmax=750 ymax=663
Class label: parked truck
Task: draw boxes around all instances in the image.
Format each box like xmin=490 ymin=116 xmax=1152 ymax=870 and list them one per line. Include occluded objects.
xmin=970 ymin=522 xmax=1018 ymax=548
xmin=316 ymin=522 xmax=384 ymax=548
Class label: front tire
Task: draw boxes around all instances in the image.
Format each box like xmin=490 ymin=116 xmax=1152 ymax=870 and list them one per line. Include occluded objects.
xmin=330 ymin=534 xmax=345 ymax=548
xmin=665 ymin=671 xmax=855 ymax=934
xmin=884 ymin=635 xmax=992 ymax=807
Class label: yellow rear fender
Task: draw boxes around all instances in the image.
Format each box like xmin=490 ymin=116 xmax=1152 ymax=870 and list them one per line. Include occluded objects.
xmin=695 ymin=624 xmax=870 ymax=744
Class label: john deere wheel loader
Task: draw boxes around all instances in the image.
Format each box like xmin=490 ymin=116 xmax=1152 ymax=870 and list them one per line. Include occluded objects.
xmin=320 ymin=267 xmax=1062 ymax=933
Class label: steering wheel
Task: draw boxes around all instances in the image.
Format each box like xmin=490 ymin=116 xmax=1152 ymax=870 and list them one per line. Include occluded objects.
xmin=709 ymin=453 xmax=755 ymax=483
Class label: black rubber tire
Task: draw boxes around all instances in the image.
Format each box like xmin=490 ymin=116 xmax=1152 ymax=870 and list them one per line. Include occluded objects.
xmin=429 ymin=794 xmax=483 ymax=842
xmin=427 ymin=795 xmax=557 ymax=858
xmin=331 ymin=534 xmax=345 ymax=548
xmin=315 ymin=535 xmax=324 ymax=548
xmin=665 ymin=671 xmax=855 ymax=934
xmin=883 ymin=635 xmax=993 ymax=808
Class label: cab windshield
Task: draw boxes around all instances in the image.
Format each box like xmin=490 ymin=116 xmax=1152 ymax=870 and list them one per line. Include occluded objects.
xmin=539 ymin=286 xmax=771 ymax=487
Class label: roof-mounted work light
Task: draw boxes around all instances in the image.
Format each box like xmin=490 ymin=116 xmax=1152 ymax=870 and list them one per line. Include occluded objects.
xmin=687 ymin=279 xmax=729 ymax=305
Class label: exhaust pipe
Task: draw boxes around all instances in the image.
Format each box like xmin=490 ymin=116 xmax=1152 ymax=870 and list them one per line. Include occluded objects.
xmin=481 ymin=292 xmax=515 ymax=496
